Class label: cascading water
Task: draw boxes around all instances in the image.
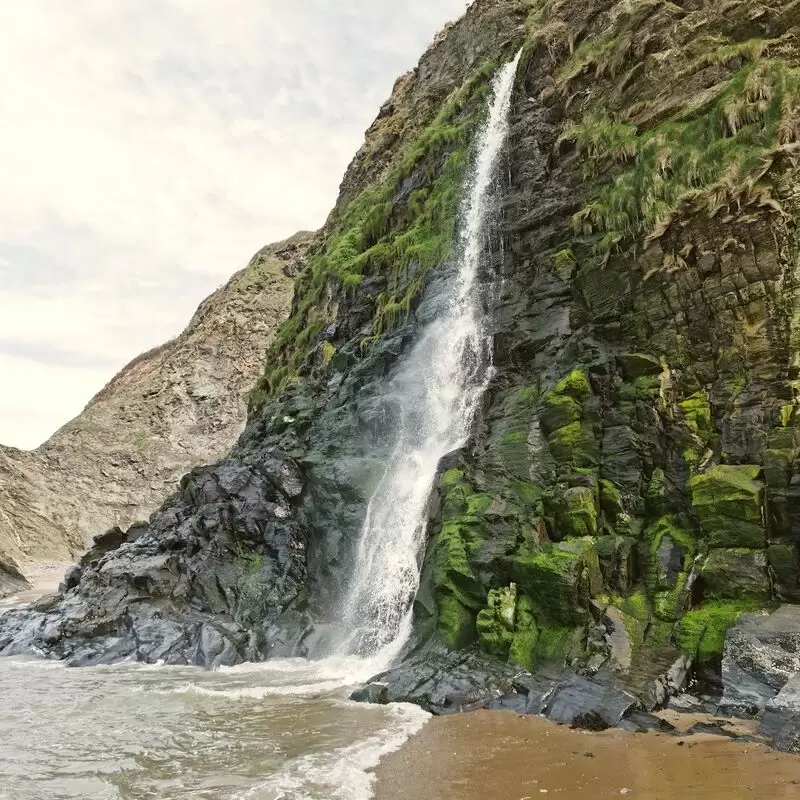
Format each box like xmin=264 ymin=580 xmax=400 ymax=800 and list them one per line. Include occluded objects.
xmin=341 ymin=51 xmax=522 ymax=661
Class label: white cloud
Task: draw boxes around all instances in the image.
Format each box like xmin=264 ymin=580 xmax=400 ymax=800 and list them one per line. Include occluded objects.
xmin=0 ymin=0 xmax=467 ymax=449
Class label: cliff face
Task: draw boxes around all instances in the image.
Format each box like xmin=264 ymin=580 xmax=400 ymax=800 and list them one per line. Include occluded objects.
xmin=3 ymin=0 xmax=800 ymax=747
xmin=0 ymin=234 xmax=307 ymax=587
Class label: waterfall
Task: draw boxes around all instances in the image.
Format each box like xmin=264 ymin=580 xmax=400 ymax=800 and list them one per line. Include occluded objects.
xmin=341 ymin=51 xmax=521 ymax=661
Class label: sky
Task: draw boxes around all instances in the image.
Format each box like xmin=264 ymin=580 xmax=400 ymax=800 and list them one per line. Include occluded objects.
xmin=0 ymin=0 xmax=468 ymax=450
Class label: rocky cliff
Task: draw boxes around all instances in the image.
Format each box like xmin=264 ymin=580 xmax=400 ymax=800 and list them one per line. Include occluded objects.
xmin=3 ymin=0 xmax=800 ymax=751
xmin=0 ymin=233 xmax=308 ymax=591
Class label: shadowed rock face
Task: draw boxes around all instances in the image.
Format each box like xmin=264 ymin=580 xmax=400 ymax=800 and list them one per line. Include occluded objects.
xmin=0 ymin=233 xmax=310 ymax=589
xmin=3 ymin=0 xmax=800 ymax=751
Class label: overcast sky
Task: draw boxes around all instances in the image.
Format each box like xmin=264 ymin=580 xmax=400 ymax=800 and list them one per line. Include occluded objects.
xmin=0 ymin=0 xmax=468 ymax=450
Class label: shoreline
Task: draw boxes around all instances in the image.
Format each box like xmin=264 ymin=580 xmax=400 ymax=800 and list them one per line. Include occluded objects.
xmin=0 ymin=562 xmax=67 ymax=610
xmin=373 ymin=709 xmax=800 ymax=800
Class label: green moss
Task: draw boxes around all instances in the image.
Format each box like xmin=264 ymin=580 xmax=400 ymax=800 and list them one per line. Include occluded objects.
xmin=541 ymin=393 xmax=582 ymax=434
xmin=555 ymin=369 xmax=592 ymax=399
xmin=552 ymin=247 xmax=577 ymax=280
xmin=441 ymin=468 xmax=466 ymax=488
xmin=680 ymin=392 xmax=712 ymax=439
xmin=437 ymin=594 xmax=477 ymax=648
xmin=547 ymin=421 xmax=584 ymax=463
xmin=599 ymin=478 xmax=624 ymax=517
xmin=433 ymin=519 xmax=485 ymax=610
xmin=677 ymin=599 xmax=762 ymax=664
xmin=431 ymin=468 xmax=495 ymax=635
xmin=619 ymin=590 xmax=650 ymax=625
xmin=466 ymin=493 xmax=493 ymax=516
xmin=533 ymin=624 xmax=585 ymax=666
xmin=653 ymin=573 xmax=689 ymax=622
xmin=568 ymin=60 xmax=800 ymax=253
xmin=511 ymin=539 xmax=601 ymax=625
xmin=618 ymin=375 xmax=661 ymax=402
xmin=689 ymin=465 xmax=765 ymax=548
xmin=320 ymin=341 xmax=337 ymax=368
xmin=618 ymin=607 xmax=646 ymax=653
xmin=557 ymin=486 xmax=599 ymax=539
xmin=642 ymin=517 xmax=696 ymax=621
xmin=508 ymin=594 xmax=539 ymax=669
xmin=646 ymin=468 xmax=666 ymax=517
xmin=251 ymin=59 xmax=498 ymax=407
xmin=477 ymin=585 xmax=518 ymax=659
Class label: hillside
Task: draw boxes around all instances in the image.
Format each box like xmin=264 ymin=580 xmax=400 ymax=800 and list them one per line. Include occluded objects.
xmin=0 ymin=232 xmax=312 ymax=591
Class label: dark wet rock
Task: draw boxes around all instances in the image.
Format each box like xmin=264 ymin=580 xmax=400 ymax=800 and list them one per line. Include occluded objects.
xmin=617 ymin=711 xmax=676 ymax=734
xmin=759 ymin=674 xmax=800 ymax=753
xmin=360 ymin=643 xmax=535 ymax=714
xmin=616 ymin=353 xmax=662 ymax=381
xmin=720 ymin=606 xmax=800 ymax=716
xmin=353 ymin=641 xmax=641 ymax=731
xmin=350 ymin=683 xmax=390 ymax=704
xmin=684 ymin=721 xmax=741 ymax=740
xmin=701 ymin=549 xmax=771 ymax=601
xmin=58 ymin=566 xmax=82 ymax=594
xmin=642 ymin=656 xmax=693 ymax=711
xmin=0 ymin=451 xmax=310 ymax=666
xmin=80 ymin=523 xmax=149 ymax=568
xmin=668 ymin=693 xmax=719 ymax=716
xmin=543 ymin=676 xmax=639 ymax=731
xmin=759 ymin=708 xmax=800 ymax=754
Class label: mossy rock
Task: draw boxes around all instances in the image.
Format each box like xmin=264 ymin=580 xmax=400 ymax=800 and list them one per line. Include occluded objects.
xmin=680 ymin=392 xmax=712 ymax=440
xmin=604 ymin=605 xmax=645 ymax=671
xmin=677 ymin=599 xmax=763 ymax=665
xmin=644 ymin=516 xmax=696 ymax=591
xmin=547 ymin=422 xmax=598 ymax=468
xmin=540 ymin=369 xmax=591 ymax=437
xmin=554 ymin=369 xmax=592 ymax=399
xmin=476 ymin=585 xmax=518 ymax=658
xmin=433 ymin=519 xmax=487 ymax=610
xmin=596 ymin=535 xmax=638 ymax=595
xmin=618 ymin=590 xmax=650 ymax=625
xmin=701 ymin=548 xmax=771 ymax=601
xmin=541 ymin=394 xmax=582 ymax=435
xmin=532 ymin=624 xmax=585 ymax=667
xmin=510 ymin=538 xmax=602 ymax=625
xmin=653 ymin=573 xmax=690 ymax=623
xmin=645 ymin=468 xmax=666 ymax=517
xmin=437 ymin=594 xmax=476 ymax=649
xmin=689 ymin=465 xmax=765 ymax=548
xmin=616 ymin=353 xmax=662 ymax=380
xmin=555 ymin=486 xmax=599 ymax=539
xmin=599 ymin=478 xmax=624 ymax=518
xmin=508 ymin=594 xmax=539 ymax=669
xmin=768 ymin=544 xmax=800 ymax=601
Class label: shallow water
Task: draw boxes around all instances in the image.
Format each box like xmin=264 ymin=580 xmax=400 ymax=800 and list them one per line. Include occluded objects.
xmin=0 ymin=648 xmax=428 ymax=800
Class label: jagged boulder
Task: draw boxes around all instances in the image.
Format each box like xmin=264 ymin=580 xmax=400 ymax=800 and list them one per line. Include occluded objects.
xmin=720 ymin=606 xmax=800 ymax=718
xmin=0 ymin=450 xmax=310 ymax=667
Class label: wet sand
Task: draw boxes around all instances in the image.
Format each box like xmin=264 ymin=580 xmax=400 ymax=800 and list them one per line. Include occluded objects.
xmin=374 ymin=710 xmax=800 ymax=799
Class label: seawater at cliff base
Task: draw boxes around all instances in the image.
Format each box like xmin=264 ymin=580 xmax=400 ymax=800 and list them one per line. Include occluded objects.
xmin=0 ymin=654 xmax=428 ymax=800
xmin=375 ymin=710 xmax=800 ymax=800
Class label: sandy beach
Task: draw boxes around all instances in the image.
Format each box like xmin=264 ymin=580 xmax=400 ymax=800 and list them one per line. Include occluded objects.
xmin=374 ymin=710 xmax=800 ymax=800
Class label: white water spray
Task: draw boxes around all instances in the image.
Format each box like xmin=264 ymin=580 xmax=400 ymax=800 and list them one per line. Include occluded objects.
xmin=341 ymin=52 xmax=522 ymax=661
